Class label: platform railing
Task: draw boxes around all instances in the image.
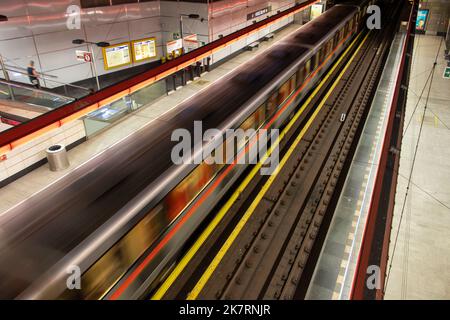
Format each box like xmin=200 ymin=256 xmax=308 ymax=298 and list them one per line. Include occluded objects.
xmin=350 ymin=0 xmax=419 ymax=300
xmin=0 ymin=79 xmax=75 ymax=109
xmin=0 ymin=65 xmax=92 ymax=98
xmin=0 ymin=0 xmax=319 ymax=156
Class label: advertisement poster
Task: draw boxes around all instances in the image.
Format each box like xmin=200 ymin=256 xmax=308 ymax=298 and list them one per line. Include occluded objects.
xmin=132 ymin=37 xmax=157 ymax=62
xmin=310 ymin=4 xmax=323 ymax=20
xmin=416 ymin=9 xmax=429 ymax=31
xmin=102 ymin=43 xmax=132 ymax=70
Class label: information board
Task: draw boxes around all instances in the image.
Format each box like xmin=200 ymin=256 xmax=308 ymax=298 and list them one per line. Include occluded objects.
xmin=102 ymin=42 xmax=132 ymax=70
xmin=183 ymin=34 xmax=199 ymax=53
xmin=132 ymin=37 xmax=157 ymax=62
xmin=310 ymin=4 xmax=323 ymax=20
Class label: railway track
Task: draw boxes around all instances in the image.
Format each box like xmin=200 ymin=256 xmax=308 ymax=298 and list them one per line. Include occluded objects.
xmin=151 ymin=1 xmax=401 ymax=300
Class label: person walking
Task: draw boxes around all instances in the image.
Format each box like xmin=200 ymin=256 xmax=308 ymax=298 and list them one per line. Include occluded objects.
xmin=27 ymin=60 xmax=40 ymax=89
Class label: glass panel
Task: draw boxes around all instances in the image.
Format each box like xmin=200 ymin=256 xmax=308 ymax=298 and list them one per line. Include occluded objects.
xmin=296 ymin=66 xmax=305 ymax=88
xmin=0 ymin=80 xmax=74 ymax=110
xmin=289 ymin=74 xmax=296 ymax=93
xmin=0 ymin=82 xmax=12 ymax=100
xmin=277 ymin=80 xmax=291 ymax=105
xmin=313 ymin=53 xmax=319 ymax=70
xmin=83 ymin=95 xmax=132 ymax=136
xmin=305 ymin=59 xmax=311 ymax=78
xmin=266 ymin=91 xmax=278 ymax=117
xmin=130 ymin=79 xmax=166 ymax=110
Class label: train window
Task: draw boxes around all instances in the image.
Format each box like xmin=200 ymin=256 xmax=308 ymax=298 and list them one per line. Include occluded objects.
xmin=317 ymin=48 xmax=323 ymax=66
xmin=305 ymin=59 xmax=311 ymax=77
xmin=325 ymin=40 xmax=333 ymax=59
xmin=296 ymin=66 xmax=305 ymax=88
xmin=289 ymin=74 xmax=296 ymax=93
xmin=79 ymin=203 xmax=167 ymax=299
xmin=266 ymin=91 xmax=278 ymax=117
xmin=334 ymin=32 xmax=340 ymax=49
xmin=318 ymin=47 xmax=325 ymax=66
xmin=277 ymin=80 xmax=291 ymax=105
xmin=257 ymin=104 xmax=266 ymax=127
xmin=165 ymin=178 xmax=190 ymax=221
xmin=344 ymin=21 xmax=349 ymax=36
xmin=241 ymin=112 xmax=257 ymax=131
xmin=313 ymin=53 xmax=319 ymax=71
xmin=221 ymin=136 xmax=235 ymax=164
xmin=165 ymin=162 xmax=214 ymax=221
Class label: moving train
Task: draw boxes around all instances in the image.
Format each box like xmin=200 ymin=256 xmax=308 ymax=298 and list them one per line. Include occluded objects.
xmin=0 ymin=0 xmax=377 ymax=299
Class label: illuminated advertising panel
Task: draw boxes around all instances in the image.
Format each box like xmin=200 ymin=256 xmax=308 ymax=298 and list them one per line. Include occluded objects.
xmin=416 ymin=9 xmax=429 ymax=31
xmin=102 ymin=42 xmax=132 ymax=70
xmin=310 ymin=4 xmax=323 ymax=20
xmin=132 ymin=37 xmax=157 ymax=62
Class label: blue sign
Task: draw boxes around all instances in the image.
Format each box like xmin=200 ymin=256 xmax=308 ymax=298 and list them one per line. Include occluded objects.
xmin=416 ymin=9 xmax=429 ymax=31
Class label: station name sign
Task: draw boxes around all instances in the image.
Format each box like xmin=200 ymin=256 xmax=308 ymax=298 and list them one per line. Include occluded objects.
xmin=247 ymin=6 xmax=271 ymax=21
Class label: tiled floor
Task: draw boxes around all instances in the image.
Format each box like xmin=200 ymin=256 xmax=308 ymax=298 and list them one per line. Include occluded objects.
xmin=0 ymin=22 xmax=303 ymax=216
xmin=384 ymin=35 xmax=450 ymax=300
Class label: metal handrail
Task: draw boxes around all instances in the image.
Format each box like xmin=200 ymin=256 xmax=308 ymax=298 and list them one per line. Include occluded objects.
xmin=0 ymin=78 xmax=75 ymax=101
xmin=0 ymin=65 xmax=92 ymax=92
xmin=2 ymin=63 xmax=58 ymax=78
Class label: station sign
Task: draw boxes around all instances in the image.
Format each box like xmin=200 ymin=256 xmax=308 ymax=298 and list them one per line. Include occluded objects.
xmin=166 ymin=38 xmax=183 ymax=55
xmin=102 ymin=42 xmax=132 ymax=70
xmin=183 ymin=34 xmax=199 ymax=53
xmin=443 ymin=67 xmax=450 ymax=79
xmin=247 ymin=6 xmax=271 ymax=21
xmin=132 ymin=37 xmax=157 ymax=63
xmin=76 ymin=50 xmax=92 ymax=63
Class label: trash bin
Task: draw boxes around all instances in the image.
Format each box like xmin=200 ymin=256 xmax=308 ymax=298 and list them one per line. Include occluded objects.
xmin=46 ymin=144 xmax=69 ymax=171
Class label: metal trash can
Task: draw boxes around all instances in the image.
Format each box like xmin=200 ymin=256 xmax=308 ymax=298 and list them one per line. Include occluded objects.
xmin=46 ymin=144 xmax=69 ymax=171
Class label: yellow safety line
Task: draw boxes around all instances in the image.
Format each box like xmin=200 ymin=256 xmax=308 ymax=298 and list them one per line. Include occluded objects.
xmin=152 ymin=31 xmax=369 ymax=300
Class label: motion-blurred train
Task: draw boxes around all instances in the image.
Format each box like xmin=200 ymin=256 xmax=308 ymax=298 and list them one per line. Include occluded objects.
xmin=0 ymin=0 xmax=377 ymax=299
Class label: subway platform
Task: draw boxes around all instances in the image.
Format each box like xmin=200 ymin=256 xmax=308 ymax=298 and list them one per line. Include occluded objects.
xmin=306 ymin=34 xmax=450 ymax=300
xmin=384 ymin=35 xmax=450 ymax=299
xmin=0 ymin=22 xmax=303 ymax=216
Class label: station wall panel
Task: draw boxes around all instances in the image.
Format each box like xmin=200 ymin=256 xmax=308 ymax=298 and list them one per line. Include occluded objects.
xmin=0 ymin=0 xmax=162 ymax=89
